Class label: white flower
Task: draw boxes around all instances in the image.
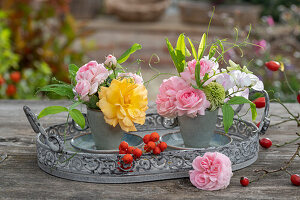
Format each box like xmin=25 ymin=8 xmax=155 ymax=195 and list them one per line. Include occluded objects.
xmin=248 ymin=74 xmax=264 ymax=91
xmin=229 ymin=70 xmax=252 ymax=88
xmin=228 ymin=86 xmax=250 ymax=99
xmin=216 ymin=73 xmax=235 ymax=91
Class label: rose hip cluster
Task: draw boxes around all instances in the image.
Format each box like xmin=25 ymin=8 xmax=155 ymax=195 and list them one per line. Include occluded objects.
xmin=118 ymin=132 xmax=167 ymax=166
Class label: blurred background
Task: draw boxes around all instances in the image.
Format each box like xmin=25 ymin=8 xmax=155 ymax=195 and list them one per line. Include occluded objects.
xmin=0 ymin=0 xmax=299 ymax=102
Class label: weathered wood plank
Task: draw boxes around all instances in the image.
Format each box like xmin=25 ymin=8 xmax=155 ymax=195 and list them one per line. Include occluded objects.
xmin=0 ymin=100 xmax=299 ymax=199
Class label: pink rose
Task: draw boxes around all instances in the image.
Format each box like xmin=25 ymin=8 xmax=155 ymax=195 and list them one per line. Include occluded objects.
xmin=180 ymin=57 xmax=219 ymax=85
xmin=176 ymin=87 xmax=210 ymax=117
xmin=118 ymin=72 xmax=143 ymax=84
xmin=75 ymin=61 xmax=110 ymax=101
xmin=74 ymin=80 xmax=91 ymax=101
xmin=104 ymin=54 xmax=117 ymax=68
xmin=156 ymin=76 xmax=189 ymax=118
xmin=189 ymin=152 xmax=233 ymax=191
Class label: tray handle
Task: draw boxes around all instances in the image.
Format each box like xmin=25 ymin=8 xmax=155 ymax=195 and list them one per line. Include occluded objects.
xmin=253 ymin=90 xmax=270 ymax=135
xmin=23 ymin=106 xmax=63 ymax=152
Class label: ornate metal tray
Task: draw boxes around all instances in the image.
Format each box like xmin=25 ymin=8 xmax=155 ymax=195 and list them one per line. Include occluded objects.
xmin=23 ymin=90 xmax=270 ymax=183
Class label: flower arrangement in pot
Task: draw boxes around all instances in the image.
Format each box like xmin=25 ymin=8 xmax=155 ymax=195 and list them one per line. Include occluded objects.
xmin=156 ymin=33 xmax=264 ymax=148
xmin=38 ymin=44 xmax=148 ymax=150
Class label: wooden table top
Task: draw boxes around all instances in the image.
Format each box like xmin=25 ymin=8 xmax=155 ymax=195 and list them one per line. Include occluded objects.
xmin=0 ymin=100 xmax=299 ymax=199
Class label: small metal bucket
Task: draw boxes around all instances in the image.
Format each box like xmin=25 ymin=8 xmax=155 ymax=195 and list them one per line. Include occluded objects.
xmin=178 ymin=109 xmax=219 ymax=148
xmin=87 ymin=108 xmax=124 ymax=150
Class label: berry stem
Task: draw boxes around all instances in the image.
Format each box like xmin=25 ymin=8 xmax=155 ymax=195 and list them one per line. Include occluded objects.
xmin=253 ymin=143 xmax=300 ymax=181
xmin=282 ymin=71 xmax=297 ymax=96
xmin=275 ymin=132 xmax=300 ymax=147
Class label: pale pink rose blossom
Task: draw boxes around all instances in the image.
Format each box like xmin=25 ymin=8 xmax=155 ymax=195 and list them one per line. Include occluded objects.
xmin=104 ymin=54 xmax=117 ymax=68
xmin=74 ymin=80 xmax=91 ymax=101
xmin=156 ymin=76 xmax=189 ymax=118
xmin=180 ymin=56 xmax=219 ymax=86
xmin=75 ymin=61 xmax=110 ymax=101
xmin=175 ymin=87 xmax=210 ymax=117
xmin=189 ymin=152 xmax=233 ymax=191
xmin=118 ymin=72 xmax=143 ymax=84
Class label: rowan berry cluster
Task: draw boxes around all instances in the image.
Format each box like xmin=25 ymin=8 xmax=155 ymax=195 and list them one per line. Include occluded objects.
xmin=118 ymin=132 xmax=168 ymax=169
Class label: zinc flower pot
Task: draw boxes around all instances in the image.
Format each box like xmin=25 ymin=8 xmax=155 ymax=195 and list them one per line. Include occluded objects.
xmin=177 ymin=109 xmax=219 ymax=148
xmin=87 ymin=107 xmax=124 ymax=150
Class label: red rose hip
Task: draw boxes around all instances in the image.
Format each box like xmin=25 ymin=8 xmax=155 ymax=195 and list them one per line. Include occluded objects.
xmin=6 ymin=84 xmax=17 ymax=96
xmin=240 ymin=177 xmax=249 ymax=187
xmin=297 ymin=91 xmax=300 ymax=104
xmin=252 ymin=97 xmax=265 ymax=108
xmin=259 ymin=138 xmax=272 ymax=148
xmin=265 ymin=61 xmax=280 ymax=71
xmin=0 ymin=75 xmax=5 ymax=85
xmin=291 ymin=174 xmax=300 ymax=186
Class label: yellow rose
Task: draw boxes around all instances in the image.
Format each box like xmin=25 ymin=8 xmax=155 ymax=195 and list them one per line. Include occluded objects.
xmin=96 ymin=78 xmax=148 ymax=132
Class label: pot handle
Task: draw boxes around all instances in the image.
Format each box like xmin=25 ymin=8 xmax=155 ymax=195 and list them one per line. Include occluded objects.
xmin=23 ymin=105 xmax=63 ymax=153
xmin=72 ymin=113 xmax=89 ymax=131
xmin=161 ymin=116 xmax=179 ymax=129
xmin=252 ymin=90 xmax=270 ymax=135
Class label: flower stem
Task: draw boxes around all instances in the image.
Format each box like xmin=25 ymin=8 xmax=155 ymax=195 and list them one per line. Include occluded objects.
xmin=283 ymin=71 xmax=297 ymax=96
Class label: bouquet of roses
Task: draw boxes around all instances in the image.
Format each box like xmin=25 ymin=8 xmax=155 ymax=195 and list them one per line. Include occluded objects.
xmin=156 ymin=33 xmax=264 ymax=132
xmin=38 ymin=44 xmax=148 ymax=132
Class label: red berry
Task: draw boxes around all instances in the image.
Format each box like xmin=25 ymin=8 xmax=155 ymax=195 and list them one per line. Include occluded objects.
xmin=127 ymin=146 xmax=135 ymax=154
xmin=122 ymin=154 xmax=133 ymax=164
xmin=297 ymin=92 xmax=300 ymax=104
xmin=119 ymin=149 xmax=127 ymax=154
xmin=291 ymin=174 xmax=300 ymax=186
xmin=240 ymin=177 xmax=249 ymax=187
xmin=0 ymin=75 xmax=5 ymax=85
xmin=150 ymin=132 xmax=160 ymax=142
xmin=6 ymin=84 xmax=16 ymax=96
xmin=158 ymin=142 xmax=168 ymax=152
xmin=252 ymin=97 xmax=265 ymax=108
xmin=153 ymin=147 xmax=161 ymax=155
xmin=147 ymin=141 xmax=156 ymax=150
xmin=133 ymin=148 xmax=143 ymax=158
xmin=259 ymin=138 xmax=272 ymax=148
xmin=256 ymin=122 xmax=261 ymax=128
xmin=144 ymin=144 xmax=151 ymax=152
xmin=143 ymin=134 xmax=151 ymax=144
xmin=119 ymin=141 xmax=128 ymax=151
xmin=10 ymin=71 xmax=21 ymax=83
xmin=265 ymin=61 xmax=280 ymax=71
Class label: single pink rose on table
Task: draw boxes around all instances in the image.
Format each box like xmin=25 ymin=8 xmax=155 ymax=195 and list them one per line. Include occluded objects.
xmin=180 ymin=56 xmax=219 ymax=85
xmin=104 ymin=54 xmax=117 ymax=68
xmin=156 ymin=76 xmax=189 ymax=118
xmin=118 ymin=72 xmax=143 ymax=84
xmin=176 ymin=87 xmax=210 ymax=117
xmin=75 ymin=61 xmax=110 ymax=101
xmin=190 ymin=152 xmax=233 ymax=191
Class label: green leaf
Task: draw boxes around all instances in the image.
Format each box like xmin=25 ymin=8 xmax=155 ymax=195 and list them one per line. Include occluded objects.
xmin=166 ymin=38 xmax=180 ymax=73
xmin=198 ymin=33 xmax=206 ymax=60
xmin=227 ymin=96 xmax=252 ymax=105
xmin=217 ymin=39 xmax=224 ymax=52
xmin=38 ymin=106 xmax=68 ymax=119
xmin=195 ymin=61 xmax=201 ymax=87
xmin=69 ymin=109 xmax=85 ymax=129
xmin=176 ymin=34 xmax=186 ymax=57
xmin=187 ymin=37 xmax=197 ymax=60
xmin=185 ymin=47 xmax=191 ymax=57
xmin=227 ymin=96 xmax=257 ymax=121
xmin=117 ymin=43 xmax=142 ymax=64
xmin=209 ymin=45 xmax=217 ymax=59
xmin=37 ymin=84 xmax=75 ymax=99
xmin=175 ymin=34 xmax=186 ymax=73
xmin=222 ymin=104 xmax=235 ymax=133
xmin=69 ymin=64 xmax=79 ymax=83
xmin=69 ymin=101 xmax=82 ymax=110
